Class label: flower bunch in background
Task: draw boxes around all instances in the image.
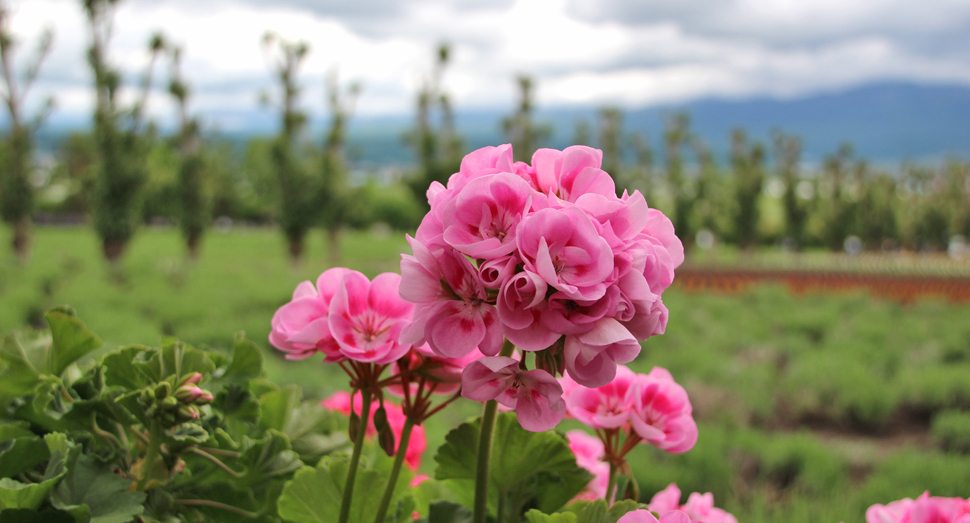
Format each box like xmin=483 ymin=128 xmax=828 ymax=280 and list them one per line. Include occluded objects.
xmin=649 ymin=484 xmax=738 ymax=523
xmin=867 ymin=492 xmax=970 ymax=523
xmin=400 ymin=143 xmax=684 ymax=432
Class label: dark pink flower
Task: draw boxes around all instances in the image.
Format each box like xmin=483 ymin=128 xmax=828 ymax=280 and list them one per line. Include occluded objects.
xmin=328 ymin=271 xmax=414 ymax=364
xmin=400 ymin=239 xmax=503 ymax=358
xmin=461 ymin=356 xmax=565 ymax=431
xmin=563 ymin=318 xmax=641 ymax=388
xmin=320 ymin=391 xmax=427 ymax=470
xmin=630 ymin=368 xmax=697 ymax=454
xmin=442 ymin=173 xmax=533 ymax=258
xmin=497 ymin=270 xmax=560 ymax=351
xmin=516 ymin=206 xmax=614 ymax=301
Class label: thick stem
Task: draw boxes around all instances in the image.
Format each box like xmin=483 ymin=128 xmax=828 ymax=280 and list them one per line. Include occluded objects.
xmin=339 ymin=389 xmax=372 ymax=523
xmin=372 ymin=417 xmax=415 ymax=523
xmin=473 ymin=339 xmax=515 ymax=523
xmin=605 ymin=460 xmax=617 ymax=505
xmin=137 ymin=419 xmax=162 ymax=491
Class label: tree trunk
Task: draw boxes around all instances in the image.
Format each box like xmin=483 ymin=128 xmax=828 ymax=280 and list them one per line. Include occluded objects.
xmin=12 ymin=217 xmax=30 ymax=262
xmin=327 ymin=226 xmax=340 ymax=265
xmin=288 ymin=234 xmax=304 ymax=266
xmin=186 ymin=232 xmax=201 ymax=260
xmin=102 ymin=237 xmax=127 ymax=263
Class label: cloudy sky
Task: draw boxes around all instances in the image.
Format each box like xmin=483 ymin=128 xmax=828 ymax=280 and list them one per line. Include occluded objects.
xmin=5 ymin=0 xmax=970 ymax=129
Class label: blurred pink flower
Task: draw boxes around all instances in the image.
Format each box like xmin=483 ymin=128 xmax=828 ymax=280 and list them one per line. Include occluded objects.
xmin=563 ymin=365 xmax=637 ymax=429
xmin=649 ymin=484 xmax=738 ymax=523
xmin=566 ymin=430 xmax=609 ymax=502
xmin=868 ymin=492 xmax=970 ymax=523
xmin=617 ymin=509 xmax=692 ymax=523
xmin=630 ymin=368 xmax=697 ymax=453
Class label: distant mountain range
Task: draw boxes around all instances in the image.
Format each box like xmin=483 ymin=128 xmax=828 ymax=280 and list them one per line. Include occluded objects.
xmin=36 ymin=81 xmax=970 ymax=168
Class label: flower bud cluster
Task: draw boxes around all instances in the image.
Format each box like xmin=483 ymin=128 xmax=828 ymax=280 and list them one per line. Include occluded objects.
xmin=142 ymin=372 xmax=212 ymax=426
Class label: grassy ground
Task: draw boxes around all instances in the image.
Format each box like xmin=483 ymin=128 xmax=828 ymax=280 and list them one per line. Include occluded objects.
xmin=2 ymin=226 xmax=970 ymax=522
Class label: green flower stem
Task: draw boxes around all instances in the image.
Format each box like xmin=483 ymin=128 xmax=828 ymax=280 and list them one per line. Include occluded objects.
xmin=339 ymin=389 xmax=373 ymax=523
xmin=473 ymin=339 xmax=516 ymax=523
xmin=606 ymin=461 xmax=617 ymax=505
xmin=373 ymin=416 xmax=416 ymax=523
xmin=137 ymin=419 xmax=162 ymax=491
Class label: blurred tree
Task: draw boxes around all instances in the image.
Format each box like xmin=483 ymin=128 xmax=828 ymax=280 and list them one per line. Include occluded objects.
xmin=405 ymin=43 xmax=463 ymax=209
xmin=772 ymin=131 xmax=807 ymax=248
xmin=630 ymin=132 xmax=654 ymax=204
xmin=83 ymin=0 xmax=165 ymax=262
xmin=730 ymin=129 xmax=765 ymax=249
xmin=691 ymin=138 xmax=723 ymax=241
xmin=0 ymin=3 xmax=53 ymax=260
xmin=947 ymin=160 xmax=970 ymax=239
xmin=573 ymin=118 xmax=590 ymax=146
xmin=855 ymin=165 xmax=898 ymax=250
xmin=663 ymin=111 xmax=694 ymax=248
xmin=168 ymin=44 xmax=208 ymax=259
xmin=261 ymin=32 xmax=314 ymax=263
xmin=820 ymin=143 xmax=857 ymax=251
xmin=318 ymin=69 xmax=361 ymax=264
xmin=598 ymin=107 xmax=623 ymax=179
xmin=502 ymin=74 xmax=549 ymax=163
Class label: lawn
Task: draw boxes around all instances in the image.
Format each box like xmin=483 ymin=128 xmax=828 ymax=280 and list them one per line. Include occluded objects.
xmin=2 ymin=226 xmax=969 ymax=522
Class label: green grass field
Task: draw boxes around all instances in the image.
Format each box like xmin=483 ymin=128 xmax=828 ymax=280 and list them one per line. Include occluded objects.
xmin=2 ymin=226 xmax=969 ymax=523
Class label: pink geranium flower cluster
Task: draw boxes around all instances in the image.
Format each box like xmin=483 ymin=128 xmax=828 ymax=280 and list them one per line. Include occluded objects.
xmin=399 ymin=144 xmax=683 ymax=431
xmin=649 ymin=484 xmax=738 ymax=523
xmin=867 ymin=492 xmax=970 ymax=523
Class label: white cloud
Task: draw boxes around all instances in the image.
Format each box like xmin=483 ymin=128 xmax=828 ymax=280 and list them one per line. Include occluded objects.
xmin=2 ymin=0 xmax=968 ymax=129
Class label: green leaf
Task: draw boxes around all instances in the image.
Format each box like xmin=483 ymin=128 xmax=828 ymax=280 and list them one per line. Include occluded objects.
xmin=0 ymin=478 xmax=60 ymax=510
xmin=278 ymin=455 xmax=412 ymax=523
xmin=606 ymin=500 xmax=643 ymax=523
xmin=283 ymin=403 xmax=346 ymax=463
xmin=434 ymin=413 xmax=590 ymax=515
xmin=101 ymin=346 xmax=151 ymax=390
xmin=525 ymin=510 xmax=578 ymax=523
xmin=165 ymin=423 xmax=209 ymax=444
xmin=138 ymin=341 xmax=214 ymax=383
xmin=214 ymin=384 xmax=260 ymax=425
xmin=224 ymin=334 xmax=264 ymax=382
xmin=50 ymin=453 xmax=145 ymax=523
xmin=0 ymin=436 xmax=50 ymax=479
xmin=0 ymin=333 xmax=45 ymax=402
xmin=258 ymin=385 xmax=301 ymax=433
xmin=0 ymin=508 xmax=75 ymax=523
xmin=427 ymin=501 xmax=473 ymax=523
xmin=45 ymin=308 xmax=102 ymax=378
xmin=238 ymin=430 xmax=303 ymax=485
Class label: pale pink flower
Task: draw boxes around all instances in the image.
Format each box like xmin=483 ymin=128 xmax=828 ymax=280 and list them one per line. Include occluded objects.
xmin=479 ymin=255 xmax=520 ymax=290
xmin=400 ymin=239 xmax=503 ymax=358
xmin=497 ymin=271 xmax=560 ymax=351
xmin=461 ymin=356 xmax=565 ymax=432
xmin=562 ymin=365 xmax=637 ymax=429
xmin=868 ymin=492 xmax=970 ymax=523
xmin=566 ymin=430 xmax=609 ymax=502
xmin=528 ymin=146 xmax=617 ymax=202
xmin=617 ymin=509 xmax=692 ymax=523
xmin=650 ymin=484 xmax=738 ymax=523
xmin=563 ymin=318 xmax=641 ymax=388
xmin=320 ymin=391 xmax=427 ymax=470
xmin=327 ymin=271 xmax=414 ymax=364
xmin=269 ymin=267 xmax=352 ymax=360
xmin=441 ymin=173 xmax=533 ymax=259
xmin=867 ymin=496 xmax=916 ymax=523
xmin=630 ymin=368 xmax=697 ymax=454
xmin=516 ymin=207 xmax=614 ymax=301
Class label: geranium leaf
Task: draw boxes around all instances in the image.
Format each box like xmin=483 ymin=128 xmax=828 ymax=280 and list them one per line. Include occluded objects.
xmin=44 ymin=308 xmax=102 ymax=378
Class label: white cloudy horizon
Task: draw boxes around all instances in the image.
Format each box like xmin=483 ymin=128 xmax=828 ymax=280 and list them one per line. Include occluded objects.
xmin=4 ymin=0 xmax=970 ymax=131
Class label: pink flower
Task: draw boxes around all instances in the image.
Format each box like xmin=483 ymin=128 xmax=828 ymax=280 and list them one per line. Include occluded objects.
xmin=629 ymin=368 xmax=697 ymax=453
xmin=441 ymin=173 xmax=533 ymax=259
xmin=528 ymin=146 xmax=616 ymax=202
xmin=649 ymin=484 xmax=738 ymax=523
xmin=566 ymin=430 xmax=609 ymax=502
xmin=617 ymin=509 xmax=692 ymax=523
xmin=400 ymin=239 xmax=503 ymax=358
xmin=562 ymin=365 xmax=637 ymax=429
xmin=461 ymin=356 xmax=565 ymax=432
xmin=327 ymin=271 xmax=414 ymax=364
xmin=497 ymin=271 xmax=560 ymax=351
xmin=868 ymin=492 xmax=970 ymax=523
xmin=269 ymin=267 xmax=352 ymax=360
xmin=320 ymin=391 xmax=427 ymax=470
xmin=563 ymin=318 xmax=641 ymax=388
xmin=516 ymin=207 xmax=614 ymax=301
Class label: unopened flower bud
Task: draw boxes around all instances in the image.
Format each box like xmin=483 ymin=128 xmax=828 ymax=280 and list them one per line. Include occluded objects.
xmin=178 ymin=372 xmax=203 ymax=387
xmin=175 ymin=385 xmax=213 ymax=405
xmin=178 ymin=405 xmax=200 ymax=420
xmin=160 ymin=396 xmax=178 ymax=408
xmin=154 ymin=382 xmax=171 ymax=400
